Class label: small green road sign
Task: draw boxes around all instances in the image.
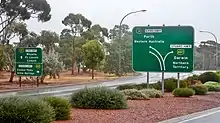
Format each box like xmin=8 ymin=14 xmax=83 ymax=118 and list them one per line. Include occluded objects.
xmin=15 ymin=47 xmax=43 ymax=76
xmin=132 ymin=26 xmax=194 ymax=72
xmin=16 ymin=48 xmax=42 ymax=63
xmin=15 ymin=63 xmax=43 ymax=76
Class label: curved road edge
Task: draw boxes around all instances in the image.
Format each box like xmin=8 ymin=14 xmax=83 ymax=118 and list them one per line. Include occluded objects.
xmin=0 ymin=73 xmax=143 ymax=93
xmin=159 ymin=106 xmax=220 ymax=123
xmin=0 ymin=71 xmax=214 ymax=98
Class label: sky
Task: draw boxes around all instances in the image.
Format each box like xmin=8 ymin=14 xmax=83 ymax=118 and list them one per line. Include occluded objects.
xmin=24 ymin=0 xmax=220 ymax=45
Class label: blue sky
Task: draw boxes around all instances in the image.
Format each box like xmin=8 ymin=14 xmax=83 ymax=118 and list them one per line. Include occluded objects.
xmin=24 ymin=0 xmax=220 ymax=45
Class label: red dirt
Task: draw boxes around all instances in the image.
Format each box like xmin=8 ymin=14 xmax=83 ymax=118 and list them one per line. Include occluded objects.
xmin=55 ymin=92 xmax=220 ymax=123
xmin=0 ymin=70 xmax=135 ymax=92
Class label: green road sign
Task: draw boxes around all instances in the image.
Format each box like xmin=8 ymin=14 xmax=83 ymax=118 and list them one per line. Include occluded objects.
xmin=16 ymin=48 xmax=42 ymax=63
xmin=15 ymin=47 xmax=43 ymax=76
xmin=15 ymin=63 xmax=43 ymax=76
xmin=132 ymin=26 xmax=194 ymax=72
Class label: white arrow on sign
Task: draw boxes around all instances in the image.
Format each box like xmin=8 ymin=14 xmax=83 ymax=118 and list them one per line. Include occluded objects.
xmin=20 ymin=56 xmax=23 ymax=59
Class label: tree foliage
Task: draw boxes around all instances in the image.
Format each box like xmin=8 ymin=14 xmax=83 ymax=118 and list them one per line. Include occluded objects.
xmin=0 ymin=45 xmax=6 ymax=70
xmin=195 ymin=40 xmax=220 ymax=70
xmin=39 ymin=30 xmax=59 ymax=53
xmin=61 ymin=13 xmax=92 ymax=75
xmin=42 ymin=50 xmax=64 ymax=82
xmin=82 ymin=40 xmax=104 ymax=79
xmin=0 ymin=0 xmax=51 ymax=34
xmin=17 ymin=31 xmax=40 ymax=47
xmin=103 ymin=24 xmax=133 ymax=75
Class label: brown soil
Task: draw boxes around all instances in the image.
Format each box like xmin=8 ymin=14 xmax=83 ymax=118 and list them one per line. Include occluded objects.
xmin=55 ymin=92 xmax=220 ymax=123
xmin=0 ymin=70 xmax=135 ymax=92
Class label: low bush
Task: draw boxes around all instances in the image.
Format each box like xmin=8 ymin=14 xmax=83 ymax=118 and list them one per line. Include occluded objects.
xmin=140 ymin=89 xmax=163 ymax=98
xmin=116 ymin=84 xmax=137 ymax=90
xmin=0 ymin=96 xmax=55 ymax=123
xmin=116 ymin=78 xmax=188 ymax=92
xmin=120 ymin=89 xmax=149 ymax=100
xmin=43 ymin=96 xmax=71 ymax=120
xmin=186 ymin=74 xmax=202 ymax=85
xmin=172 ymin=88 xmax=195 ymax=97
xmin=189 ymin=84 xmax=208 ymax=95
xmin=149 ymin=82 xmax=162 ymax=90
xmin=164 ymin=78 xmax=188 ymax=92
xmin=205 ymin=81 xmax=219 ymax=85
xmin=204 ymin=81 xmax=220 ymax=92
xmin=215 ymin=71 xmax=220 ymax=81
xmin=198 ymin=72 xmax=219 ymax=84
xmin=116 ymin=82 xmax=161 ymax=91
xmin=70 ymin=87 xmax=127 ymax=109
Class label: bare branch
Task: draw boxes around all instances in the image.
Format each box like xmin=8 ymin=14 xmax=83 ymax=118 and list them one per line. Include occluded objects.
xmin=8 ymin=34 xmax=15 ymax=41
xmin=0 ymin=17 xmax=11 ymax=25
xmin=0 ymin=15 xmax=18 ymax=34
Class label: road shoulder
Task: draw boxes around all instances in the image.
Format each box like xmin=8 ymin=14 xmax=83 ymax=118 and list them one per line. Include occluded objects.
xmin=159 ymin=107 xmax=220 ymax=123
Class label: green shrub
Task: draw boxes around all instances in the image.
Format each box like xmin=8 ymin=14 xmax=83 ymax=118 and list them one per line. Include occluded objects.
xmin=0 ymin=96 xmax=55 ymax=123
xmin=43 ymin=96 xmax=71 ymax=120
xmin=140 ymin=89 xmax=163 ymax=98
xmin=135 ymin=83 xmax=148 ymax=90
xmin=120 ymin=89 xmax=149 ymax=100
xmin=204 ymin=81 xmax=219 ymax=85
xmin=186 ymin=74 xmax=199 ymax=81
xmin=189 ymin=84 xmax=208 ymax=95
xmin=149 ymin=82 xmax=162 ymax=90
xmin=215 ymin=71 xmax=220 ymax=81
xmin=186 ymin=74 xmax=203 ymax=85
xmin=172 ymin=88 xmax=195 ymax=97
xmin=180 ymin=80 xmax=188 ymax=88
xmin=164 ymin=78 xmax=188 ymax=92
xmin=116 ymin=84 xmax=137 ymax=90
xmin=204 ymin=81 xmax=220 ymax=92
xmin=70 ymin=87 xmax=127 ymax=109
xmin=198 ymin=72 xmax=219 ymax=84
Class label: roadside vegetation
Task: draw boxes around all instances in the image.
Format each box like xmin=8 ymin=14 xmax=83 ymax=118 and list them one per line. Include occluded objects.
xmin=0 ymin=0 xmax=136 ymax=90
xmin=1 ymin=71 xmax=220 ymax=122
xmin=1 ymin=1 xmax=220 ymax=123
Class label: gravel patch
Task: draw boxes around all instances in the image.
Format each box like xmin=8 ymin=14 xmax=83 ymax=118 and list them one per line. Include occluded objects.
xmin=55 ymin=92 xmax=220 ymax=123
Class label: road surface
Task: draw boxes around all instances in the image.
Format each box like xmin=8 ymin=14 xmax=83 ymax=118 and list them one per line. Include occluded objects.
xmin=160 ymin=107 xmax=220 ymax=123
xmin=180 ymin=112 xmax=220 ymax=123
xmin=0 ymin=71 xmax=211 ymax=98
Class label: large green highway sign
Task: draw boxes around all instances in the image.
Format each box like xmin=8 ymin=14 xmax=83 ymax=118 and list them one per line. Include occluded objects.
xmin=132 ymin=26 xmax=194 ymax=72
xmin=15 ymin=47 xmax=43 ymax=76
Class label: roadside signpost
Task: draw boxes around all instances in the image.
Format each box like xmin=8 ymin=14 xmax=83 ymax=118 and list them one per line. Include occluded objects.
xmin=132 ymin=26 xmax=194 ymax=93
xmin=15 ymin=47 xmax=43 ymax=87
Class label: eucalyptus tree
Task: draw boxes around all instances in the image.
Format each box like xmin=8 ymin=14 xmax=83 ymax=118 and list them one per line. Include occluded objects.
xmin=61 ymin=13 xmax=92 ymax=75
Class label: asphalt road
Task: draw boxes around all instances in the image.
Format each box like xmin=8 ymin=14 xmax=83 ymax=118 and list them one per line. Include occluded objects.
xmin=160 ymin=107 xmax=220 ymax=123
xmin=0 ymin=71 xmax=210 ymax=98
xmin=180 ymin=112 xmax=220 ymax=123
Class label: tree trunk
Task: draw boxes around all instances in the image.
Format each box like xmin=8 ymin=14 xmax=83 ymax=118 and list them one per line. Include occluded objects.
xmin=40 ymin=76 xmax=45 ymax=83
xmin=77 ymin=64 xmax=80 ymax=74
xmin=49 ymin=72 xmax=52 ymax=79
xmin=53 ymin=73 xmax=56 ymax=79
xmin=57 ymin=73 xmax=60 ymax=79
xmin=71 ymin=62 xmax=75 ymax=75
xmin=9 ymin=71 xmax=15 ymax=82
xmin=92 ymin=69 xmax=94 ymax=79
xmin=83 ymin=67 xmax=87 ymax=73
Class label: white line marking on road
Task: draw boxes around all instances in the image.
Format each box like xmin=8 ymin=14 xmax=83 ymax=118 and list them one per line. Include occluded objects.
xmin=178 ymin=110 xmax=220 ymax=123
